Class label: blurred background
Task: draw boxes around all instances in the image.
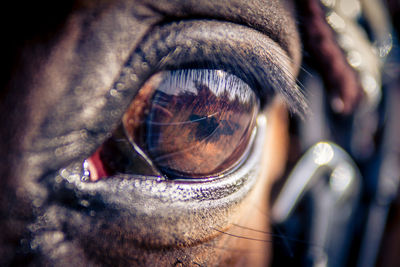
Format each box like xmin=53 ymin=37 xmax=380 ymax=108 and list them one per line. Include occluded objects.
xmin=270 ymin=0 xmax=400 ymax=266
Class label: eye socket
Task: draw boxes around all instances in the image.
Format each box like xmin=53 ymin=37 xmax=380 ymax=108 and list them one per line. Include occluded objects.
xmin=87 ymin=69 xmax=259 ymax=180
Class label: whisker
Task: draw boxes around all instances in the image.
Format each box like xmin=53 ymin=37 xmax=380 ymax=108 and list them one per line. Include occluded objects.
xmin=299 ymin=63 xmax=313 ymax=78
xmin=234 ymin=222 xmax=319 ymax=248
xmin=245 ymin=204 xmax=317 ymax=256
xmin=272 ymin=224 xmax=294 ymax=258
xmin=212 ymin=227 xmax=273 ymax=243
xmin=232 ymin=223 xmax=274 ymax=235
xmin=201 ymin=243 xmax=266 ymax=254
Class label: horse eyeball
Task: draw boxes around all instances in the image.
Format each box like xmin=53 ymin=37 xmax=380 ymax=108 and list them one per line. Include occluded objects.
xmin=123 ymin=69 xmax=259 ymax=179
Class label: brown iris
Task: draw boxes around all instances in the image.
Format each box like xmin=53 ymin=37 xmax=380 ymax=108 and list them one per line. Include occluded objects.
xmin=122 ymin=69 xmax=259 ymax=179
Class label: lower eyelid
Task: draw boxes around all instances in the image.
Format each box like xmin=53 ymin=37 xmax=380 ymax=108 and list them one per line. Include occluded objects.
xmin=52 ymin=112 xmax=268 ymax=248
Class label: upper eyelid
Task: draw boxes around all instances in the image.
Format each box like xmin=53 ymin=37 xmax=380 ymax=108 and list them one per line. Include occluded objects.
xmin=113 ymin=19 xmax=308 ymax=117
xmin=145 ymin=0 xmax=301 ymax=68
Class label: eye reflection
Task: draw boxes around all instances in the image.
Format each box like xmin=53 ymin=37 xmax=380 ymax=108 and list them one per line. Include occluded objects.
xmin=88 ymin=69 xmax=259 ymax=180
xmin=125 ymin=69 xmax=259 ymax=178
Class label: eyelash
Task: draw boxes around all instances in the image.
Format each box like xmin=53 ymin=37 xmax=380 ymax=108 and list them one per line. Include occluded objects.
xmin=107 ymin=20 xmax=307 ymax=120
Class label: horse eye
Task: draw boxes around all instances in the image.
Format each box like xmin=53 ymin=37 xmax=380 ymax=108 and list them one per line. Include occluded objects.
xmin=87 ymin=69 xmax=259 ymax=180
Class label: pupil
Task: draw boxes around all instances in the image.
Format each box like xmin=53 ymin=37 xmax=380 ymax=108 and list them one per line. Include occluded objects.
xmin=129 ymin=69 xmax=259 ymax=179
xmin=188 ymin=114 xmax=219 ymax=140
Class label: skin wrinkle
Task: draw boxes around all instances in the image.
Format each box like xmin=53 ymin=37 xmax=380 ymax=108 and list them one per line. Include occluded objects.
xmin=0 ymin=0 xmax=301 ymax=266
